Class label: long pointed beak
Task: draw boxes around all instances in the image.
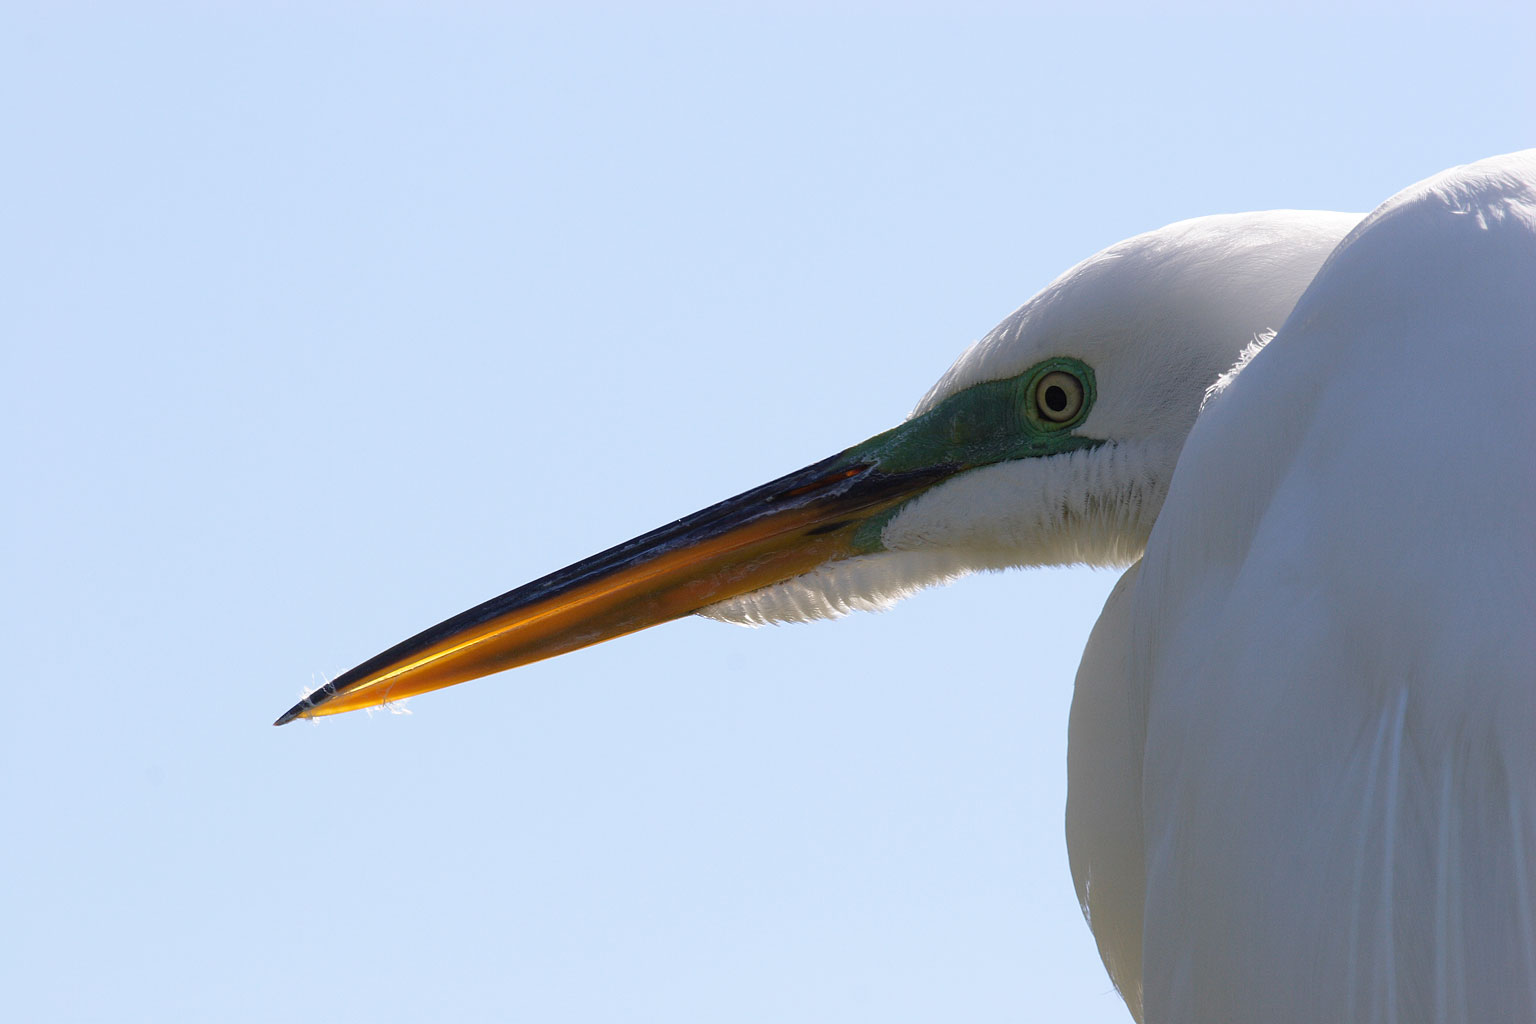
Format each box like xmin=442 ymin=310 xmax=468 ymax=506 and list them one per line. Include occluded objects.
xmin=275 ymin=450 xmax=954 ymax=724
xmin=277 ymin=360 xmax=1103 ymax=725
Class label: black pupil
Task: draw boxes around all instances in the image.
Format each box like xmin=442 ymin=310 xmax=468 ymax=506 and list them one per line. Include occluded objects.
xmin=1044 ymin=384 xmax=1069 ymax=413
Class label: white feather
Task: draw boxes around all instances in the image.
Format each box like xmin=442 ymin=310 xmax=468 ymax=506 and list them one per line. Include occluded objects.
xmin=708 ymin=151 xmax=1536 ymax=1022
xmin=1134 ymin=150 xmax=1536 ymax=1022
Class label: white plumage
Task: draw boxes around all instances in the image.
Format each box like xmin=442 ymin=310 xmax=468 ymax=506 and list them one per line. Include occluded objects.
xmin=1129 ymin=150 xmax=1536 ymax=1022
xmin=714 ymin=151 xmax=1536 ymax=1022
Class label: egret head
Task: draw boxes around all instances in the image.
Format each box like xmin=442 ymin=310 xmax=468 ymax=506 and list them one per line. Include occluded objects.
xmin=276 ymin=209 xmax=1358 ymax=723
xmin=706 ymin=210 xmax=1360 ymax=625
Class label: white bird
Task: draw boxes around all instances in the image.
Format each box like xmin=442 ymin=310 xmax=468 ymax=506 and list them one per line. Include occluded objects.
xmin=278 ymin=150 xmax=1536 ymax=1023
xmin=1127 ymin=150 xmax=1536 ymax=1023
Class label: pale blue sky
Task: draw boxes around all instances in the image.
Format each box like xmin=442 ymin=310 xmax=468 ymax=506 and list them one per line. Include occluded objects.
xmin=5 ymin=6 xmax=1532 ymax=1022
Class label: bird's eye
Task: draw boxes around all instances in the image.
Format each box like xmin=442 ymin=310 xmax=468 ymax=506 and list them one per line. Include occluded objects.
xmin=1034 ymin=370 xmax=1085 ymax=424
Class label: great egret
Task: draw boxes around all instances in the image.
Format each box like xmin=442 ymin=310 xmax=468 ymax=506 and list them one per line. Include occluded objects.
xmin=277 ymin=150 xmax=1535 ymax=1023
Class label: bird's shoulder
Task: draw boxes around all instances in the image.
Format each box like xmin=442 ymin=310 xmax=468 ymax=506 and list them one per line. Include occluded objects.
xmin=1131 ymin=149 xmax=1536 ymax=1023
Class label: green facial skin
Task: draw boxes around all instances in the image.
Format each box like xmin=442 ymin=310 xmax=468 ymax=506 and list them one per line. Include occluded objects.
xmin=845 ymin=357 xmax=1101 ymax=554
